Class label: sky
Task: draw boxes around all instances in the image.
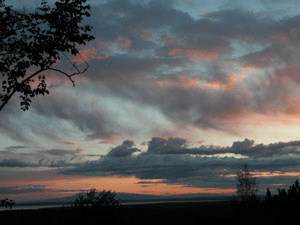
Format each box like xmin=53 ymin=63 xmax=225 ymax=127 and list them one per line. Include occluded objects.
xmin=2 ymin=0 xmax=300 ymax=202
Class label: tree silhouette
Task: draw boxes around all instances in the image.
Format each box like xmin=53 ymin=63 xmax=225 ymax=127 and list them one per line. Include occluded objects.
xmin=0 ymin=198 xmax=15 ymax=209
xmin=0 ymin=0 xmax=94 ymax=111
xmin=73 ymin=188 xmax=120 ymax=208
xmin=264 ymin=180 xmax=300 ymax=208
xmin=236 ymin=164 xmax=258 ymax=203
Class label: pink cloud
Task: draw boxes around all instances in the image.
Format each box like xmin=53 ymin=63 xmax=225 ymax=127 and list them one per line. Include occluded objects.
xmin=117 ymin=37 xmax=132 ymax=48
xmin=86 ymin=132 xmax=125 ymax=144
xmin=147 ymin=74 xmax=203 ymax=89
xmin=72 ymin=47 xmax=112 ymax=63
xmin=71 ymin=148 xmax=88 ymax=154
xmin=139 ymin=33 xmax=155 ymax=41
xmin=60 ymin=141 xmax=79 ymax=145
xmin=168 ymin=48 xmax=220 ymax=61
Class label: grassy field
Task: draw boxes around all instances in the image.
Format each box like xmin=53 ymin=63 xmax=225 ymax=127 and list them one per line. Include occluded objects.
xmin=0 ymin=200 xmax=291 ymax=225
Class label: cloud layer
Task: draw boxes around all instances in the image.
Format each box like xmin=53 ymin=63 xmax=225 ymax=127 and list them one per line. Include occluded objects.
xmin=60 ymin=137 xmax=300 ymax=191
xmin=2 ymin=0 xmax=300 ymax=198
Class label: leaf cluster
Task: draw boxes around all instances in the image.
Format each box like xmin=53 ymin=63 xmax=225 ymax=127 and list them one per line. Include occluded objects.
xmin=0 ymin=0 xmax=94 ymax=111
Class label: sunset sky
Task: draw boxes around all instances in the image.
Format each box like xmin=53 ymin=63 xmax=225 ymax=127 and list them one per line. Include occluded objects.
xmin=2 ymin=0 xmax=300 ymax=202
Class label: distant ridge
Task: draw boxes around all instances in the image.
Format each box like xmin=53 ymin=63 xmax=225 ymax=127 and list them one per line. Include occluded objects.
xmin=18 ymin=193 xmax=233 ymax=206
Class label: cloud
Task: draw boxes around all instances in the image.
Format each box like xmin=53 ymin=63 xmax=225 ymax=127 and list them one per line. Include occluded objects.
xmin=45 ymin=148 xmax=87 ymax=156
xmin=0 ymin=159 xmax=37 ymax=167
xmin=117 ymin=37 xmax=132 ymax=49
xmin=61 ymin=138 xmax=300 ymax=190
xmin=147 ymin=137 xmax=188 ymax=154
xmin=72 ymin=47 xmax=112 ymax=64
xmin=0 ymin=184 xmax=46 ymax=194
xmin=168 ymin=48 xmax=220 ymax=61
xmin=3 ymin=0 xmax=300 ymax=158
xmin=107 ymin=140 xmax=141 ymax=157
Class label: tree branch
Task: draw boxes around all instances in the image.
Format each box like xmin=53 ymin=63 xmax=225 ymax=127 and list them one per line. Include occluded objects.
xmin=0 ymin=53 xmax=89 ymax=111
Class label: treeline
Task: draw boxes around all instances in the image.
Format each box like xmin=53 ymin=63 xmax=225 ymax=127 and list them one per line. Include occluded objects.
xmin=232 ymin=179 xmax=300 ymax=225
xmin=235 ymin=179 xmax=300 ymax=209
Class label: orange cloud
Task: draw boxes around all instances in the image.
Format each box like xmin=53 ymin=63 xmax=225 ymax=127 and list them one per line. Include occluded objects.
xmin=224 ymin=171 xmax=300 ymax=178
xmin=147 ymin=71 xmax=247 ymax=91
xmin=168 ymin=48 xmax=220 ymax=61
xmin=203 ymin=71 xmax=248 ymax=90
xmin=284 ymin=100 xmax=300 ymax=117
xmin=242 ymin=64 xmax=262 ymax=71
xmin=87 ymin=132 xmax=125 ymax=144
xmin=203 ymin=81 xmax=227 ymax=90
xmin=72 ymin=47 xmax=112 ymax=63
xmin=149 ymin=75 xmax=203 ymax=90
xmin=168 ymin=48 xmax=184 ymax=56
xmin=117 ymin=37 xmax=132 ymax=48
xmin=280 ymin=66 xmax=300 ymax=83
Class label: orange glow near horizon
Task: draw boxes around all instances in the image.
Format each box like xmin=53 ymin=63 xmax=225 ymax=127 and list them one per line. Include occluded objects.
xmin=224 ymin=171 xmax=300 ymax=178
xmin=0 ymin=175 xmax=236 ymax=201
xmin=45 ymin=175 xmax=236 ymax=195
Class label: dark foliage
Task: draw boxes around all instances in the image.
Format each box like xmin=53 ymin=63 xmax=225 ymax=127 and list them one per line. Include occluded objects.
xmin=0 ymin=198 xmax=15 ymax=209
xmin=0 ymin=0 xmax=94 ymax=111
xmin=264 ymin=179 xmax=300 ymax=209
xmin=73 ymin=188 xmax=120 ymax=208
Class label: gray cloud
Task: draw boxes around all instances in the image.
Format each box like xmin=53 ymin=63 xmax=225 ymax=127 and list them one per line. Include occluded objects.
xmin=2 ymin=0 xmax=300 ymax=171
xmin=107 ymin=140 xmax=141 ymax=157
xmin=45 ymin=148 xmax=86 ymax=156
xmin=0 ymin=159 xmax=37 ymax=167
xmin=61 ymin=137 xmax=300 ymax=190
xmin=0 ymin=184 xmax=46 ymax=194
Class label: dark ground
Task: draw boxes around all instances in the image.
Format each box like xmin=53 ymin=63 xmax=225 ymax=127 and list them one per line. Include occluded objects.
xmin=0 ymin=201 xmax=294 ymax=225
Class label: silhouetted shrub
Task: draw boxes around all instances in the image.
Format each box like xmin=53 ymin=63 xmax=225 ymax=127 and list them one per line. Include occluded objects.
xmin=73 ymin=188 xmax=120 ymax=209
xmin=0 ymin=198 xmax=15 ymax=209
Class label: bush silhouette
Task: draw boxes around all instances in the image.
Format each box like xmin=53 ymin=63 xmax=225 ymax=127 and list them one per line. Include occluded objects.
xmin=73 ymin=188 xmax=120 ymax=209
xmin=0 ymin=198 xmax=15 ymax=209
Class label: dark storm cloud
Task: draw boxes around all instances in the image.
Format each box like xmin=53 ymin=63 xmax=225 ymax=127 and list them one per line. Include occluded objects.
xmin=61 ymin=138 xmax=300 ymax=189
